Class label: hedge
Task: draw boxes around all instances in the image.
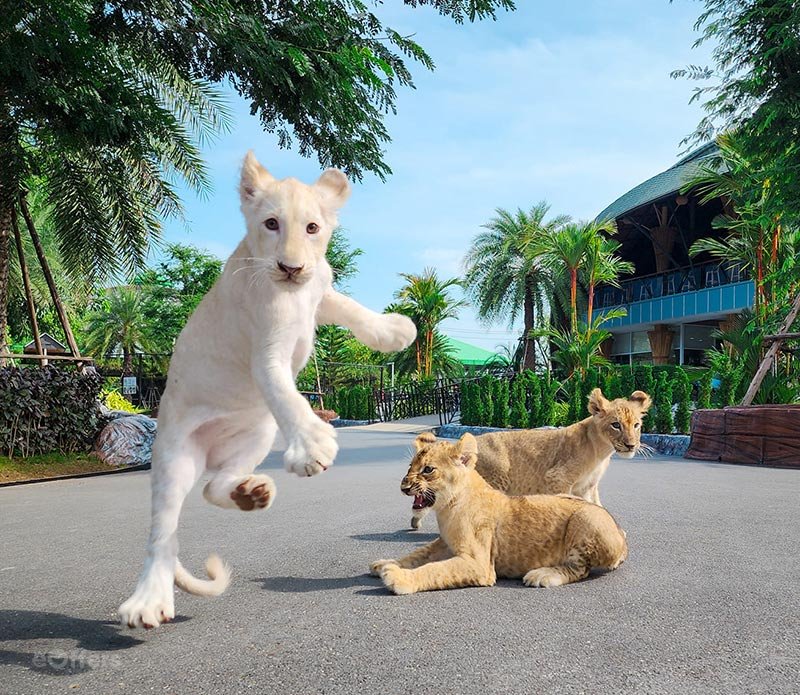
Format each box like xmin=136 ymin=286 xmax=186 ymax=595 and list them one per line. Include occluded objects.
xmin=0 ymin=366 xmax=104 ymax=457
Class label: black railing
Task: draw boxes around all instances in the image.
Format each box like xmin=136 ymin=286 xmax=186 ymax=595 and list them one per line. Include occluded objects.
xmin=596 ymin=262 xmax=750 ymax=310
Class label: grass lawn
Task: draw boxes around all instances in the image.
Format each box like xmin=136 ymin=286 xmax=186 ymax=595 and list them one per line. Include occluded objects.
xmin=0 ymin=452 xmax=117 ymax=483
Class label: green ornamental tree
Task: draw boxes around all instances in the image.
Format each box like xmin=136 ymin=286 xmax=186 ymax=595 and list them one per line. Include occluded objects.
xmin=492 ymin=378 xmax=510 ymax=428
xmin=698 ymin=370 xmax=713 ymax=410
xmin=674 ymin=368 xmax=692 ymax=434
xmin=509 ymin=377 xmax=528 ymax=429
xmin=654 ymin=371 xmax=674 ymax=434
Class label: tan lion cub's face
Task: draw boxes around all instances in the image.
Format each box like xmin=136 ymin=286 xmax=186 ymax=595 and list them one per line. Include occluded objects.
xmin=588 ymin=388 xmax=652 ymax=459
xmin=238 ymin=151 xmax=351 ymax=286
xmin=401 ymin=433 xmax=478 ymax=511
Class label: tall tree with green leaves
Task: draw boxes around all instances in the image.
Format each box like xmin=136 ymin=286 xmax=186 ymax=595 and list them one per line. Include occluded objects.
xmin=673 ymin=0 xmax=800 ymax=215
xmin=83 ymin=287 xmax=155 ymax=375
xmin=582 ymin=225 xmax=635 ymax=326
xmin=535 ymin=221 xmax=597 ymax=333
xmin=0 ymin=0 xmax=516 ymax=352
xmin=391 ymin=268 xmax=466 ymax=378
xmin=463 ymin=203 xmax=570 ymax=371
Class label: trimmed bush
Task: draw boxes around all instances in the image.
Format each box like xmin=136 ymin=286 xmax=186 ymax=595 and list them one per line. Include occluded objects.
xmin=525 ymin=371 xmax=543 ymax=427
xmin=673 ymin=369 xmax=692 ymax=434
xmin=540 ymin=375 xmax=559 ymax=426
xmin=697 ymin=371 xmax=712 ymax=410
xmin=0 ymin=366 xmax=104 ymax=457
xmin=619 ymin=367 xmax=636 ymax=400
xmin=492 ymin=379 xmax=510 ymax=428
xmin=479 ymin=375 xmax=495 ymax=427
xmin=654 ymin=371 xmax=674 ymax=434
xmin=509 ymin=377 xmax=529 ymax=429
xmin=634 ymin=365 xmax=655 ymax=432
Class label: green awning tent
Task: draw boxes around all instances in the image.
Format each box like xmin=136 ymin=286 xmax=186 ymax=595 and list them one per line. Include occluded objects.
xmin=443 ymin=336 xmax=505 ymax=367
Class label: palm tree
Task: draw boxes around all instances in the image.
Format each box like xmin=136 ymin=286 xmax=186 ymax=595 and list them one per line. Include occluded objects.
xmin=535 ymin=220 xmax=606 ymax=333
xmin=463 ymin=203 xmax=570 ymax=371
xmin=391 ymin=268 xmax=466 ymax=378
xmin=83 ymin=287 xmax=155 ymax=375
xmin=582 ymin=226 xmax=635 ymax=326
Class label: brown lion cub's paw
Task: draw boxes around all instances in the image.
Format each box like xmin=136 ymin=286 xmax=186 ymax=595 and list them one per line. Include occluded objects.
xmin=369 ymin=559 xmax=399 ymax=577
xmin=230 ymin=474 xmax=276 ymax=511
xmin=523 ymin=567 xmax=568 ymax=588
xmin=380 ymin=564 xmax=416 ymax=595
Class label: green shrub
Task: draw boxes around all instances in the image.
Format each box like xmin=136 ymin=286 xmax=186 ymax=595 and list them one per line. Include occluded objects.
xmin=492 ymin=379 xmax=510 ymax=428
xmin=602 ymin=370 xmax=622 ymax=401
xmin=509 ymin=377 xmax=529 ymax=429
xmin=654 ymin=371 xmax=674 ymax=434
xmin=673 ymin=369 xmax=692 ymax=434
xmin=479 ymin=375 xmax=495 ymax=427
xmin=539 ymin=375 xmax=559 ymax=426
xmin=634 ymin=365 xmax=655 ymax=431
xmin=697 ymin=371 xmax=712 ymax=410
xmin=525 ymin=371 xmax=542 ymax=427
xmin=103 ymin=389 xmax=145 ymax=414
xmin=619 ymin=367 xmax=636 ymax=399
xmin=0 ymin=366 xmax=104 ymax=457
xmin=460 ymin=381 xmax=478 ymax=426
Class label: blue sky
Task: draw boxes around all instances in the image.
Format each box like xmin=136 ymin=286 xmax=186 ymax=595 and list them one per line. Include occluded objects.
xmin=161 ymin=0 xmax=713 ymax=353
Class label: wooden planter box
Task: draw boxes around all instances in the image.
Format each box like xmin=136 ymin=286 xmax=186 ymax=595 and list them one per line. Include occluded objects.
xmin=686 ymin=405 xmax=800 ymax=467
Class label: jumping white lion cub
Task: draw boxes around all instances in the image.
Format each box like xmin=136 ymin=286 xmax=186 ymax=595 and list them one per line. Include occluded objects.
xmin=119 ymin=153 xmax=416 ymax=628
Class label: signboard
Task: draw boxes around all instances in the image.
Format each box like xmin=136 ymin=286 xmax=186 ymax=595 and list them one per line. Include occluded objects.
xmin=122 ymin=376 xmax=138 ymax=395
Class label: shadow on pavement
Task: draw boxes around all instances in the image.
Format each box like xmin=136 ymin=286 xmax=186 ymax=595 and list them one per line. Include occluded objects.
xmin=255 ymin=574 xmax=379 ymax=593
xmin=0 ymin=609 xmax=144 ymax=675
xmin=350 ymin=531 xmax=439 ymax=543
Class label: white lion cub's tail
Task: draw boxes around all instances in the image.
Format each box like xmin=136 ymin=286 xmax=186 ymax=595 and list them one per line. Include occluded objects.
xmin=174 ymin=554 xmax=231 ymax=597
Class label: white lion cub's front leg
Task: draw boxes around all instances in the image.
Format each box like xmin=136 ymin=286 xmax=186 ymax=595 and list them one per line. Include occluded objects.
xmin=317 ymin=289 xmax=416 ymax=352
xmin=252 ymin=359 xmax=338 ymax=477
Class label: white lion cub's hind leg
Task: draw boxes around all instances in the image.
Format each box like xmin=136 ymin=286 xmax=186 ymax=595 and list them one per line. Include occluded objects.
xmin=203 ymin=421 xmax=278 ymax=511
xmin=119 ymin=438 xmax=203 ymax=629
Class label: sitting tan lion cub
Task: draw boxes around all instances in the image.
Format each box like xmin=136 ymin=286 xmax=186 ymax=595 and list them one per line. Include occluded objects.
xmin=372 ymin=433 xmax=628 ymax=594
xmin=410 ymin=388 xmax=651 ymax=529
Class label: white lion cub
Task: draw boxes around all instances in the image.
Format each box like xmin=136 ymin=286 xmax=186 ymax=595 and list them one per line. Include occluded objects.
xmin=119 ymin=152 xmax=416 ymax=628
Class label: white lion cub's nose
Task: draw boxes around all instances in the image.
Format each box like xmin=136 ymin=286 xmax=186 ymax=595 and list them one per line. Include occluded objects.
xmin=277 ymin=261 xmax=304 ymax=277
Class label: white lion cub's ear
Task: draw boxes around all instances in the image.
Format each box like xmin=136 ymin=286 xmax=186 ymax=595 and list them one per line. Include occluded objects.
xmin=240 ymin=151 xmax=274 ymax=203
xmin=315 ymin=168 xmax=351 ymax=209
xmin=588 ymin=388 xmax=609 ymax=416
xmin=455 ymin=433 xmax=478 ymax=468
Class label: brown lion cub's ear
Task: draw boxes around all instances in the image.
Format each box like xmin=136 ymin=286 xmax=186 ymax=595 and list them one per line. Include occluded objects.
xmin=588 ymin=388 xmax=609 ymax=416
xmin=629 ymin=390 xmax=652 ymax=413
xmin=454 ymin=433 xmax=478 ymax=468
xmin=414 ymin=432 xmax=436 ymax=451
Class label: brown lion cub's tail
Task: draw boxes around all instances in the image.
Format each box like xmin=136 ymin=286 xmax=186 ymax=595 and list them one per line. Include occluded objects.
xmin=174 ymin=554 xmax=231 ymax=597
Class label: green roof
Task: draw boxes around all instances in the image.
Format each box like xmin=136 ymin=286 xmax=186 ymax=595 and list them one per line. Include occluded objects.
xmin=443 ymin=336 xmax=505 ymax=366
xmin=596 ymin=143 xmax=720 ymax=222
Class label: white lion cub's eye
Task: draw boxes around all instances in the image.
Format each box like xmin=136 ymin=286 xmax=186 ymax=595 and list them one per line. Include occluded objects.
xmin=306 ymin=222 xmax=320 ymax=234
xmin=264 ymin=217 xmax=279 ymax=231
xmin=611 ymin=422 xmax=621 ymax=430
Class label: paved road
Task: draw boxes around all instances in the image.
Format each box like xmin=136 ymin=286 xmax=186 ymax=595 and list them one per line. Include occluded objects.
xmin=1 ymin=427 xmax=798 ymax=695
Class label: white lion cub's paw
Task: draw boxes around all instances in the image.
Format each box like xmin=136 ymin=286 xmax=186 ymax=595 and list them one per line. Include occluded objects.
xmin=367 ymin=313 xmax=417 ymax=353
xmin=284 ymin=415 xmax=338 ymax=477
xmin=119 ymin=571 xmax=175 ymax=629
xmin=370 ymin=559 xmax=399 ymax=577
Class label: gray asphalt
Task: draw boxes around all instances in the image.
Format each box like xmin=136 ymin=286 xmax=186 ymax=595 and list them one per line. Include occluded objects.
xmin=1 ymin=427 xmax=799 ymax=695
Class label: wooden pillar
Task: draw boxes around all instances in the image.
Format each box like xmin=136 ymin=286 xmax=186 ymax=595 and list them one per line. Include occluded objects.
xmin=648 ymin=324 xmax=675 ymax=365
xmin=650 ymin=206 xmax=677 ymax=274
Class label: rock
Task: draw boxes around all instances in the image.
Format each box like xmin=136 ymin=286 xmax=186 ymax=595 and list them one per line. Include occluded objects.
xmin=93 ymin=415 xmax=157 ymax=468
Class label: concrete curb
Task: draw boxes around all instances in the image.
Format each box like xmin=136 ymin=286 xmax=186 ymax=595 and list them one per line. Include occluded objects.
xmin=0 ymin=463 xmax=150 ymax=488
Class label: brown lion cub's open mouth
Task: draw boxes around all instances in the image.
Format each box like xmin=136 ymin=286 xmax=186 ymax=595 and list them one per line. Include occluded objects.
xmin=412 ymin=493 xmax=435 ymax=510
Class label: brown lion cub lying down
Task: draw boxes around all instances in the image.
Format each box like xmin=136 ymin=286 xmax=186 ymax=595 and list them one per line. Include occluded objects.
xmin=371 ymin=433 xmax=628 ymax=594
xmin=410 ymin=388 xmax=651 ymax=529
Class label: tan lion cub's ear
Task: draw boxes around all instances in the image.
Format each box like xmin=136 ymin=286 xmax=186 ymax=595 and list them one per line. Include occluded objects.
xmin=240 ymin=151 xmax=274 ymax=202
xmin=630 ymin=390 xmax=652 ymax=413
xmin=454 ymin=433 xmax=478 ymax=468
xmin=414 ymin=432 xmax=436 ymax=451
xmin=588 ymin=388 xmax=609 ymax=416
